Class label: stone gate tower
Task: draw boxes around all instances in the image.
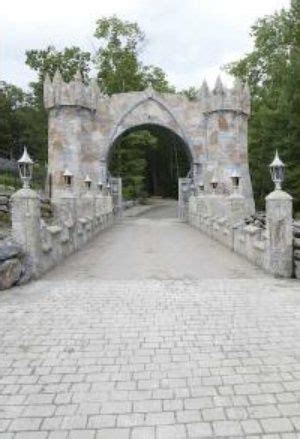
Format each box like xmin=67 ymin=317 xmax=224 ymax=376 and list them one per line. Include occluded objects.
xmin=44 ymin=71 xmax=254 ymax=213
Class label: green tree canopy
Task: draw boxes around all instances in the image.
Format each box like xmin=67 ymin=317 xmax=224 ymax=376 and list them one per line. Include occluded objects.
xmin=1 ymin=16 xmax=188 ymax=197
xmin=226 ymin=0 xmax=300 ymax=211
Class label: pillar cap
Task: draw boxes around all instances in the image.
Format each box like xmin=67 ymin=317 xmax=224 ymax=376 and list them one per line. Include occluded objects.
xmin=266 ymin=189 xmax=292 ymax=201
xmin=11 ymin=188 xmax=39 ymax=200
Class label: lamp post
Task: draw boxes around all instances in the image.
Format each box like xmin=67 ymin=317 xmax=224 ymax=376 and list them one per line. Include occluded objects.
xmin=63 ymin=169 xmax=73 ymax=188
xmin=106 ymin=181 xmax=111 ymax=194
xmin=269 ymin=150 xmax=285 ymax=190
xmin=18 ymin=146 xmax=33 ymax=189
xmin=84 ymin=175 xmax=92 ymax=190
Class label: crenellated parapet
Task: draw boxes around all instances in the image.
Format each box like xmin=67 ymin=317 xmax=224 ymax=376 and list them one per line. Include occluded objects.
xmin=43 ymin=70 xmax=105 ymax=111
xmin=198 ymin=77 xmax=251 ymax=116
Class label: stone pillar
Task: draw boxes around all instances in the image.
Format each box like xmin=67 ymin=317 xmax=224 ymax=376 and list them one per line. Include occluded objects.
xmin=11 ymin=189 xmax=41 ymax=277
xmin=53 ymin=191 xmax=77 ymax=224
xmin=80 ymin=191 xmax=94 ymax=220
xmin=228 ymin=193 xmax=246 ymax=227
xmin=265 ymin=190 xmax=293 ymax=278
xmin=227 ymin=193 xmax=247 ymax=250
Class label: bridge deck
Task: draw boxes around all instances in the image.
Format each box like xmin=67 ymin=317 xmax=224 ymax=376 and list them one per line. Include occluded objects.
xmin=0 ymin=201 xmax=299 ymax=438
xmin=45 ymin=200 xmax=266 ymax=281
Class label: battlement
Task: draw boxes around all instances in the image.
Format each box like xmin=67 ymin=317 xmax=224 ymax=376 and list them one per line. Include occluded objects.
xmin=198 ymin=77 xmax=251 ymax=116
xmin=44 ymin=71 xmax=250 ymax=116
xmin=43 ymin=70 xmax=104 ymax=111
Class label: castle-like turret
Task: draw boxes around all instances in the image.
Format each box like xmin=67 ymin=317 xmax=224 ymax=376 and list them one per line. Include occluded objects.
xmin=198 ymin=76 xmax=251 ymax=116
xmin=43 ymin=70 xmax=104 ymax=111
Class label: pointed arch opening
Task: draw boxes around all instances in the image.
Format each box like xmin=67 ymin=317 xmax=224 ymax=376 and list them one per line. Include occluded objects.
xmin=108 ymin=123 xmax=192 ymax=200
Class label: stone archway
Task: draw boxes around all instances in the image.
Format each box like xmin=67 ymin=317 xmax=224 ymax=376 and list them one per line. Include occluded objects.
xmin=107 ymin=122 xmax=192 ymax=199
xmin=44 ymin=71 xmax=254 ymax=213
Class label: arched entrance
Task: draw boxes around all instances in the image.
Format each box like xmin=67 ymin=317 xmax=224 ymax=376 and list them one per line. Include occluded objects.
xmin=107 ymin=123 xmax=192 ymax=200
xmin=44 ymin=72 xmax=254 ymax=214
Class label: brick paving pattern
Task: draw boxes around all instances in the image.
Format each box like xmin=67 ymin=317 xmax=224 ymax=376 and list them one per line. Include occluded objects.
xmin=0 ymin=203 xmax=300 ymax=438
xmin=0 ymin=278 xmax=300 ymax=438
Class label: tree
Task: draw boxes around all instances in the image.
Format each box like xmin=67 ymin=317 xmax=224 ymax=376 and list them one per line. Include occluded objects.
xmin=93 ymin=16 xmax=145 ymax=94
xmin=25 ymin=46 xmax=91 ymax=106
xmin=0 ymin=82 xmax=40 ymax=159
xmin=13 ymin=16 xmax=182 ymax=197
xmin=226 ymin=1 xmax=300 ymax=211
xmin=94 ymin=16 xmax=175 ymax=94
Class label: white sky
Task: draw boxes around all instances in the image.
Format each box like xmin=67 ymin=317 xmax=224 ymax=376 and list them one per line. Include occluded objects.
xmin=1 ymin=0 xmax=290 ymax=91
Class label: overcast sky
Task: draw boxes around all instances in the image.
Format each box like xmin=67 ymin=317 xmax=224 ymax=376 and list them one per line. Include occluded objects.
xmin=1 ymin=0 xmax=290 ymax=91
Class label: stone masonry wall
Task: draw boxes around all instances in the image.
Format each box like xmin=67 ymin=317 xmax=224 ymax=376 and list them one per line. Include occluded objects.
xmin=44 ymin=72 xmax=255 ymax=214
xmin=188 ymin=192 xmax=293 ymax=278
xmin=294 ymin=222 xmax=300 ymax=279
xmin=7 ymin=189 xmax=114 ymax=287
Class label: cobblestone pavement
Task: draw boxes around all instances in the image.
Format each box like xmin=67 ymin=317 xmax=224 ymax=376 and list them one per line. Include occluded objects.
xmin=0 ymin=203 xmax=300 ymax=438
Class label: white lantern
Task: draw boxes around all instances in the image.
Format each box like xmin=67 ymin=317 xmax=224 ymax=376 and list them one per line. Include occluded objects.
xmin=198 ymin=180 xmax=205 ymax=191
xmin=230 ymin=168 xmax=241 ymax=192
xmin=210 ymin=173 xmax=218 ymax=191
xmin=18 ymin=146 xmax=33 ymax=189
xmin=97 ymin=180 xmax=103 ymax=191
xmin=84 ymin=175 xmax=92 ymax=190
xmin=269 ymin=150 xmax=285 ymax=190
xmin=63 ymin=169 xmax=73 ymax=188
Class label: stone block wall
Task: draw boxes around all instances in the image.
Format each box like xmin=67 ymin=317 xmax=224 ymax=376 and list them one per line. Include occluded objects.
xmin=38 ymin=197 xmax=113 ymax=275
xmin=294 ymin=222 xmax=300 ymax=279
xmin=0 ymin=238 xmax=28 ymax=289
xmin=44 ymin=72 xmax=255 ymax=213
xmin=7 ymin=189 xmax=114 ymax=286
xmin=188 ymin=191 xmax=294 ymax=278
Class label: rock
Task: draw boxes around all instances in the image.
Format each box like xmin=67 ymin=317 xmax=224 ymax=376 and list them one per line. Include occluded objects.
xmin=294 ymin=249 xmax=300 ymax=260
xmin=0 ymin=196 xmax=9 ymax=205
xmin=294 ymin=260 xmax=300 ymax=279
xmin=0 ymin=258 xmax=22 ymax=289
xmin=293 ymin=222 xmax=300 ymax=238
xmin=0 ymin=185 xmax=15 ymax=196
xmin=0 ymin=205 xmax=9 ymax=213
xmin=0 ymin=240 xmax=23 ymax=261
xmin=17 ymin=255 xmax=33 ymax=285
xmin=294 ymin=237 xmax=300 ymax=249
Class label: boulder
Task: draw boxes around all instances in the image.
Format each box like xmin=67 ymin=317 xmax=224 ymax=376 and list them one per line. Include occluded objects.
xmin=0 ymin=258 xmax=22 ymax=289
xmin=0 ymin=205 xmax=9 ymax=213
xmin=295 ymin=260 xmax=300 ymax=279
xmin=17 ymin=255 xmax=34 ymax=285
xmin=294 ymin=249 xmax=300 ymax=261
xmin=0 ymin=196 xmax=9 ymax=205
xmin=293 ymin=223 xmax=300 ymax=238
xmin=0 ymin=240 xmax=23 ymax=261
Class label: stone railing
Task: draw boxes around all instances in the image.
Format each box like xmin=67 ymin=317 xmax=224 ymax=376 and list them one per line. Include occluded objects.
xmin=188 ymin=189 xmax=294 ymax=278
xmin=294 ymin=222 xmax=300 ymax=279
xmin=6 ymin=188 xmax=114 ymax=286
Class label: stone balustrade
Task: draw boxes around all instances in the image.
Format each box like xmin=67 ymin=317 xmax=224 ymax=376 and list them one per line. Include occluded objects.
xmin=10 ymin=188 xmax=114 ymax=283
xmin=188 ymin=189 xmax=294 ymax=278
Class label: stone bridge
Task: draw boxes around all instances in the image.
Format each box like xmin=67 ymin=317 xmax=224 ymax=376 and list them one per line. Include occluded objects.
xmin=0 ymin=72 xmax=299 ymax=438
xmin=0 ymin=201 xmax=300 ymax=439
